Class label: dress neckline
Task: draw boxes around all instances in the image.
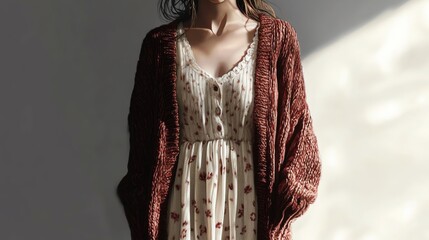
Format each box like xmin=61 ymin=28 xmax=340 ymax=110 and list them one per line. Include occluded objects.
xmin=178 ymin=21 xmax=259 ymax=83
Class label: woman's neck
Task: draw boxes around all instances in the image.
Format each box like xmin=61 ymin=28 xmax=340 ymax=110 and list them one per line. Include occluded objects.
xmin=185 ymin=0 xmax=251 ymax=35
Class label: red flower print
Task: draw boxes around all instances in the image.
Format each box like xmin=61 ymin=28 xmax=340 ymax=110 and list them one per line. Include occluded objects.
xmin=199 ymin=171 xmax=206 ymax=181
xmin=244 ymin=185 xmax=252 ymax=194
xmin=224 ymin=225 xmax=230 ymax=231
xmin=181 ymin=203 xmax=185 ymax=208
xmin=170 ymin=211 xmax=179 ymax=223
xmin=216 ymin=222 xmax=222 ymax=228
xmin=205 ymin=209 xmax=212 ymax=218
xmin=230 ymin=144 xmax=236 ymax=151
xmin=245 ymin=163 xmax=252 ymax=172
xmin=206 ymin=171 xmax=213 ymax=180
xmin=191 ymin=199 xmax=196 ymax=206
xmin=240 ymin=225 xmax=247 ymax=235
xmin=182 ymin=220 xmax=188 ymax=226
xmin=220 ymin=164 xmax=226 ymax=175
xmin=250 ymin=212 xmax=256 ymax=221
xmin=189 ymin=155 xmax=196 ymax=163
xmin=185 ymin=82 xmax=191 ymax=93
xmin=228 ymin=183 xmax=233 ymax=190
xmin=237 ymin=203 xmax=244 ymax=218
xmin=253 ymin=200 xmax=256 ymax=207
xmin=180 ymin=228 xmax=187 ymax=238
xmin=199 ymin=224 xmax=207 ymax=236
xmin=175 ymin=184 xmax=180 ymax=190
xmin=177 ymin=168 xmax=183 ymax=177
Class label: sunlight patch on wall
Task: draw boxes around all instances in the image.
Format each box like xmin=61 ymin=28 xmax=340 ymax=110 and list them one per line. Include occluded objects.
xmin=289 ymin=0 xmax=429 ymax=239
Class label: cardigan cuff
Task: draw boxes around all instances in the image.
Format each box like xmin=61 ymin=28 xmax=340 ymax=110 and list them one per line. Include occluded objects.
xmin=270 ymin=170 xmax=317 ymax=236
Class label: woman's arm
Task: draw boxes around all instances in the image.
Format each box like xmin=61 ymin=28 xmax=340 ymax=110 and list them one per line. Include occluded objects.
xmin=116 ymin=31 xmax=159 ymax=240
xmin=270 ymin=22 xmax=322 ymax=235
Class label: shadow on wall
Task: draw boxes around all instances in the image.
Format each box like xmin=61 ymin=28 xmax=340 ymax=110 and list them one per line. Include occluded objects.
xmin=273 ymin=0 xmax=409 ymax=57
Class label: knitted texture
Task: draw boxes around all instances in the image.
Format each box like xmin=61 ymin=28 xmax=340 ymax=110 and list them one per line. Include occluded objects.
xmin=116 ymin=12 xmax=322 ymax=240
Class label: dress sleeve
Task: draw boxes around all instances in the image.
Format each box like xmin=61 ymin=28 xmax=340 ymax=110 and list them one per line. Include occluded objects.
xmin=116 ymin=32 xmax=159 ymax=240
xmin=270 ymin=24 xmax=322 ymax=235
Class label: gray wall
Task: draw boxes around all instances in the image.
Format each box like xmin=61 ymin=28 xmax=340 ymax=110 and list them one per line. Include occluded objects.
xmin=0 ymin=0 xmax=406 ymax=239
xmin=272 ymin=0 xmax=407 ymax=56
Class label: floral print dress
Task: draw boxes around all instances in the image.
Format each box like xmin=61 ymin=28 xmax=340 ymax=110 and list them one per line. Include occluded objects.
xmin=166 ymin=21 xmax=260 ymax=240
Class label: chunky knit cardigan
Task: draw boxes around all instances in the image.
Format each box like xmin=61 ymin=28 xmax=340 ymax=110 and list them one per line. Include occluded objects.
xmin=116 ymin=12 xmax=322 ymax=240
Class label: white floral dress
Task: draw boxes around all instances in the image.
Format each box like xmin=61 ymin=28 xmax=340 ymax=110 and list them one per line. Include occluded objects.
xmin=166 ymin=21 xmax=260 ymax=240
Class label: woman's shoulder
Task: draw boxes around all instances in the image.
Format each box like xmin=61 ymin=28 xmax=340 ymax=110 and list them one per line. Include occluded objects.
xmin=269 ymin=17 xmax=301 ymax=54
xmin=138 ymin=20 xmax=179 ymax=56
xmin=273 ymin=17 xmax=298 ymax=39
xmin=142 ymin=19 xmax=180 ymax=40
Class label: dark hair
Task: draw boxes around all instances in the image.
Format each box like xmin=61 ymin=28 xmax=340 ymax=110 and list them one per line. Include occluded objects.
xmin=158 ymin=0 xmax=277 ymax=25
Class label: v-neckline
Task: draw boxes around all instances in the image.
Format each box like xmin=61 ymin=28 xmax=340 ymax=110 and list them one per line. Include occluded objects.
xmin=178 ymin=21 xmax=260 ymax=83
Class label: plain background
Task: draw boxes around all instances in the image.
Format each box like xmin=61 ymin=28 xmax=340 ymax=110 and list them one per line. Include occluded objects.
xmin=3 ymin=0 xmax=428 ymax=239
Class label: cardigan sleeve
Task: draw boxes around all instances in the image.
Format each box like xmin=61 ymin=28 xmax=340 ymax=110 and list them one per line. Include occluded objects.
xmin=116 ymin=31 xmax=159 ymax=240
xmin=270 ymin=24 xmax=322 ymax=235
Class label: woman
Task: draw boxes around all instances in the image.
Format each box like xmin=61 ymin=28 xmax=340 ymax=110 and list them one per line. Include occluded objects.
xmin=116 ymin=0 xmax=322 ymax=239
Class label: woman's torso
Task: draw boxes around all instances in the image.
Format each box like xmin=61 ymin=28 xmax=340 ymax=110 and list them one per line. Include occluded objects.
xmin=165 ymin=21 xmax=260 ymax=240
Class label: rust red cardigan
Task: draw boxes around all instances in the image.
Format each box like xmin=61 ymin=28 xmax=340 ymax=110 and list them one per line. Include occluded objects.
xmin=116 ymin=12 xmax=322 ymax=240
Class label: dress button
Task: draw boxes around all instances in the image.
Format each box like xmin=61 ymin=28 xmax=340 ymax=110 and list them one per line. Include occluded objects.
xmin=215 ymin=106 xmax=221 ymax=116
xmin=213 ymin=85 xmax=219 ymax=91
xmin=217 ymin=124 xmax=222 ymax=131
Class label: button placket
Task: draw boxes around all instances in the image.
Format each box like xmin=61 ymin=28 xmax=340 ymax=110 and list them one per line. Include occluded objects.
xmin=212 ymin=82 xmax=221 ymax=99
xmin=215 ymin=106 xmax=221 ymax=116
xmin=211 ymin=80 xmax=224 ymax=135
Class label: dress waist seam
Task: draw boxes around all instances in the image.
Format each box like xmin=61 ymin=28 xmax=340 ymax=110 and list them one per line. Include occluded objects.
xmin=180 ymin=138 xmax=252 ymax=144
